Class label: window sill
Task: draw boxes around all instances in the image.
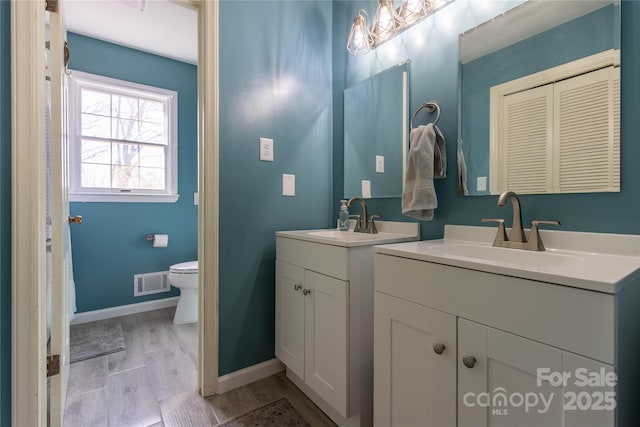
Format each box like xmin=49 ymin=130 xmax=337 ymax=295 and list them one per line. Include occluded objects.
xmin=69 ymin=193 xmax=180 ymax=203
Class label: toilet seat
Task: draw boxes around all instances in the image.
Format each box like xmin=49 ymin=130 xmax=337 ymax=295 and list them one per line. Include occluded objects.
xmin=170 ymin=261 xmax=198 ymax=274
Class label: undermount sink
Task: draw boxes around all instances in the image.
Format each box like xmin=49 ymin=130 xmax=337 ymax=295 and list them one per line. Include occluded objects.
xmin=307 ymin=230 xmax=379 ymax=240
xmin=438 ymin=243 xmax=585 ymax=268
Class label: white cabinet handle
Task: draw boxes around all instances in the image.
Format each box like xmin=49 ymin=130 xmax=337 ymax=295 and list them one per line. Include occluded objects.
xmin=462 ymin=355 xmax=476 ymax=369
xmin=303 ymin=289 xmax=311 ymax=296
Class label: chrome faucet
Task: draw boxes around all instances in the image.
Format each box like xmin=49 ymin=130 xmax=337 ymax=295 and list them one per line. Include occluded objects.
xmin=497 ymin=191 xmax=526 ymax=243
xmin=347 ymin=197 xmax=379 ymax=234
xmin=482 ymin=191 xmax=560 ymax=251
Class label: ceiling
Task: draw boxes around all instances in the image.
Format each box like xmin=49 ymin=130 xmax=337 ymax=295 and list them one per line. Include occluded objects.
xmin=63 ymin=0 xmax=198 ymax=65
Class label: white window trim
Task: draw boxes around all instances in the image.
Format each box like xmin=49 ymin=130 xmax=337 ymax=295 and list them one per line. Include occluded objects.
xmin=68 ymin=70 xmax=179 ymax=203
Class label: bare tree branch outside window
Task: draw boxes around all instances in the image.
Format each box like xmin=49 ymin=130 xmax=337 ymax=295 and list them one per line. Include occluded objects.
xmin=79 ymin=87 xmax=167 ymax=191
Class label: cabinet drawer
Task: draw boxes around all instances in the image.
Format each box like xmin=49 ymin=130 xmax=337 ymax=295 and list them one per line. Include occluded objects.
xmin=277 ymin=237 xmax=349 ymax=281
xmin=375 ymin=253 xmax=615 ymax=364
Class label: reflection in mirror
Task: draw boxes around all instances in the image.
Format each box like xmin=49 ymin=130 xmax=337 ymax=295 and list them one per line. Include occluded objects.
xmin=458 ymin=1 xmax=620 ymax=196
xmin=344 ymin=61 xmax=409 ymax=199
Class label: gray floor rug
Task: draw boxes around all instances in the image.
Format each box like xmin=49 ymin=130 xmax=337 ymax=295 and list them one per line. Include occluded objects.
xmin=69 ymin=318 xmax=126 ymax=363
xmin=218 ymin=398 xmax=311 ymax=427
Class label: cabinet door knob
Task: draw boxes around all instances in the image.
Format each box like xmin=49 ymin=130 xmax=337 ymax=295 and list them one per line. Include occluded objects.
xmin=433 ymin=343 xmax=446 ymax=355
xmin=302 ymin=289 xmax=311 ymax=296
xmin=294 ymin=284 xmax=302 ymax=291
xmin=462 ymin=355 xmax=476 ymax=369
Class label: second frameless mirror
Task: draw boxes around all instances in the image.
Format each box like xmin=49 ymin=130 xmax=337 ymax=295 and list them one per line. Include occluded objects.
xmin=344 ymin=61 xmax=409 ymax=199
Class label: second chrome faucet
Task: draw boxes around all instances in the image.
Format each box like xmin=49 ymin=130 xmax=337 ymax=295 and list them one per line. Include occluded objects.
xmin=482 ymin=191 xmax=559 ymax=251
xmin=347 ymin=197 xmax=380 ymax=234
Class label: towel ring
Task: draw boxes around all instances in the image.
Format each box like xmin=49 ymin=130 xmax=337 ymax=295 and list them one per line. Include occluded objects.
xmin=410 ymin=101 xmax=440 ymax=129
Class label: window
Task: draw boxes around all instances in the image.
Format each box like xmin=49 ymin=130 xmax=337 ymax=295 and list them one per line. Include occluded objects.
xmin=68 ymin=71 xmax=178 ymax=202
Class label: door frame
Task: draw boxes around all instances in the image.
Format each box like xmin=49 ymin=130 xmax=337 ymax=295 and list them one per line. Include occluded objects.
xmin=10 ymin=1 xmax=219 ymax=424
xmin=11 ymin=2 xmax=47 ymax=425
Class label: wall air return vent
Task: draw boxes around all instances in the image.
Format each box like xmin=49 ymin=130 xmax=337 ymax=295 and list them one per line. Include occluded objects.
xmin=134 ymin=271 xmax=170 ymax=296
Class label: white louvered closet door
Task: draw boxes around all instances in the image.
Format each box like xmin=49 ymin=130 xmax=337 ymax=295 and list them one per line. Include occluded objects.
xmin=554 ymin=66 xmax=620 ymax=193
xmin=613 ymin=71 xmax=620 ymax=190
xmin=502 ymin=85 xmax=554 ymax=194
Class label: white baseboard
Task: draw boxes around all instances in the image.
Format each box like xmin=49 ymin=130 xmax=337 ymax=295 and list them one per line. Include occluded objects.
xmin=217 ymin=358 xmax=285 ymax=394
xmin=70 ymin=296 xmax=179 ymax=325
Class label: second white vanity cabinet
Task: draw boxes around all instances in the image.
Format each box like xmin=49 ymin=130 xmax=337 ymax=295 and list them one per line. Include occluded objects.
xmin=276 ymin=222 xmax=419 ymax=427
xmin=275 ymin=259 xmax=348 ymax=415
xmin=373 ymin=225 xmax=640 ymax=427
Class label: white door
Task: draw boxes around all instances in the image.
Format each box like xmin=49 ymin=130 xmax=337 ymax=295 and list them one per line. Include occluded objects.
xmin=275 ymin=261 xmax=305 ymax=378
xmin=458 ymin=319 xmax=564 ymax=427
xmin=48 ymin=5 xmax=72 ymax=426
xmin=304 ymin=270 xmax=348 ymax=417
xmin=373 ymin=292 xmax=457 ymax=427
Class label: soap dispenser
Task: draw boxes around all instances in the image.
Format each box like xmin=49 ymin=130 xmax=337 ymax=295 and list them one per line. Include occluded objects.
xmin=339 ymin=200 xmax=349 ymax=231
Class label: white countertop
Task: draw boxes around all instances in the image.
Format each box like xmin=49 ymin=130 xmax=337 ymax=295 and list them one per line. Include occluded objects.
xmin=276 ymin=221 xmax=419 ymax=248
xmin=374 ymin=225 xmax=640 ymax=294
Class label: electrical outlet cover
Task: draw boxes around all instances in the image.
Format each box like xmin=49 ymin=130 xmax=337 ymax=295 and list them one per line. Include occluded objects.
xmin=362 ymin=180 xmax=371 ymax=198
xmin=376 ymin=155 xmax=384 ymax=173
xmin=477 ymin=176 xmax=487 ymax=192
xmin=260 ymin=137 xmax=274 ymax=162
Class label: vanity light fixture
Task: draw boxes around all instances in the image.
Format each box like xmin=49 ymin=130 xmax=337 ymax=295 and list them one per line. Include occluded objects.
xmin=347 ymin=0 xmax=454 ymax=55
xmin=371 ymin=0 xmax=403 ymax=44
xmin=398 ymin=0 xmax=433 ymax=26
xmin=346 ymin=10 xmax=373 ymax=56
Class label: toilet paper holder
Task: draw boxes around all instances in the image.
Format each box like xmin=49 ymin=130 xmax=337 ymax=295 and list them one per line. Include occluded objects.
xmin=146 ymin=234 xmax=169 ymax=248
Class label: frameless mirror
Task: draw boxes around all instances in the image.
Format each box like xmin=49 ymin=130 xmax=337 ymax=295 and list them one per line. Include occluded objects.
xmin=458 ymin=0 xmax=620 ymax=196
xmin=344 ymin=62 xmax=409 ymax=199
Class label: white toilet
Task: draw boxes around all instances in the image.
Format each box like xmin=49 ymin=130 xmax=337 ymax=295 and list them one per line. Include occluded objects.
xmin=168 ymin=260 xmax=198 ymax=324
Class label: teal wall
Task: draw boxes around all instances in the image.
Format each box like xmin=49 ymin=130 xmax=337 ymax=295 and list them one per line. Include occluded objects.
xmin=333 ymin=0 xmax=640 ymax=239
xmin=67 ymin=33 xmax=197 ymax=312
xmin=0 ymin=1 xmax=10 ymax=424
xmin=461 ymin=5 xmax=619 ymax=194
xmin=218 ymin=0 xmax=333 ymax=375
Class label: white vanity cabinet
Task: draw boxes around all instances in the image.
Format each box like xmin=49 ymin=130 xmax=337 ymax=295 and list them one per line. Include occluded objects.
xmin=275 ymin=223 xmax=419 ymax=427
xmin=373 ymin=225 xmax=640 ymax=427
xmin=275 ymin=259 xmax=348 ymax=415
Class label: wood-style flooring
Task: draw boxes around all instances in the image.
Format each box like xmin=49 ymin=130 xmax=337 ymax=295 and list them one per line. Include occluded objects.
xmin=63 ymin=307 xmax=336 ymax=427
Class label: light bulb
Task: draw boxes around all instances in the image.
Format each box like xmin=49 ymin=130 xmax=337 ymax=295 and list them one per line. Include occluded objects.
xmin=399 ymin=0 xmax=432 ymax=26
xmin=346 ymin=12 xmax=372 ymax=56
xmin=371 ymin=0 xmax=402 ymax=45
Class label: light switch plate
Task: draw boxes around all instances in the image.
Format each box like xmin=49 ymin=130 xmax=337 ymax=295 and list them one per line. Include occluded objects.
xmin=193 ymin=192 xmax=198 ymax=205
xmin=282 ymin=174 xmax=295 ymax=196
xmin=260 ymin=137 xmax=274 ymax=162
xmin=477 ymin=176 xmax=487 ymax=192
xmin=376 ymin=155 xmax=384 ymax=173
xmin=362 ymin=180 xmax=371 ymax=198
